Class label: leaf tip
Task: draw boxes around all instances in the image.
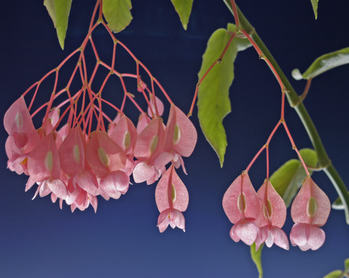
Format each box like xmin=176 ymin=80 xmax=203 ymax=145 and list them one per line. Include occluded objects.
xmin=291 ymin=68 xmax=303 ymax=80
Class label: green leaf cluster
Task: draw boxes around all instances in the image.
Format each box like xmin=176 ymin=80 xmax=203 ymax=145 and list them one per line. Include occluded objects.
xmin=323 ymin=258 xmax=349 ymax=278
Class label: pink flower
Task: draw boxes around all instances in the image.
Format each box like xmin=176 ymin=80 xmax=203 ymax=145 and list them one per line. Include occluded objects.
xmin=4 ymin=97 xmax=40 ymax=174
xmin=86 ymin=131 xmax=130 ymax=199
xmin=222 ymin=173 xmax=261 ymax=246
xmin=147 ymin=96 xmax=164 ymax=117
xmin=290 ymin=177 xmax=331 ymax=251
xmin=155 ymin=166 xmax=189 ymax=232
xmin=164 ymin=104 xmax=197 ymax=172
xmin=133 ymin=117 xmax=170 ymax=184
xmin=255 ymin=180 xmax=289 ymax=250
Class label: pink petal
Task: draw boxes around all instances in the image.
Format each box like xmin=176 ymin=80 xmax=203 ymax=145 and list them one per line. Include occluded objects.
xmin=147 ymin=96 xmax=164 ymax=117
xmin=134 ymin=118 xmax=165 ymax=159
xmin=74 ymin=170 xmax=98 ymax=196
xmin=108 ymin=114 xmax=137 ymax=154
xmin=291 ymin=177 xmax=331 ymax=226
xmin=157 ymin=210 xmax=171 ymax=233
xmin=86 ymin=131 xmax=122 ymax=177
xmin=222 ymin=173 xmax=261 ymax=224
xmin=4 ymin=97 xmax=35 ymax=135
xmin=166 ymin=105 xmax=197 ymax=157
xmin=89 ymin=195 xmax=98 ymax=213
xmin=136 ymin=113 xmax=150 ymax=134
xmin=27 ymin=134 xmax=61 ymax=182
xmin=100 ymin=171 xmax=129 ymax=198
xmin=42 ymin=107 xmax=60 ymax=135
xmin=155 ymin=167 xmax=189 ymax=212
xmin=290 ymin=223 xmax=308 ymax=248
xmin=59 ymin=127 xmax=86 ymax=177
xmin=271 ymin=227 xmax=289 ymax=250
xmin=256 ymin=180 xmax=287 ymax=228
xmin=45 ymin=179 xmax=67 ymax=199
xmin=230 ymin=220 xmax=259 ymax=246
xmin=157 ymin=209 xmax=185 ymax=233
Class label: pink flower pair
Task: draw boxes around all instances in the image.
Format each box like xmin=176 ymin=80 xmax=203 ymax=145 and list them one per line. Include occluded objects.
xmin=222 ymin=173 xmax=330 ymax=251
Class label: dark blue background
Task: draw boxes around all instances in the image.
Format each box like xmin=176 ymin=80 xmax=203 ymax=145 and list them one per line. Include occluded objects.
xmin=0 ymin=0 xmax=348 ymax=277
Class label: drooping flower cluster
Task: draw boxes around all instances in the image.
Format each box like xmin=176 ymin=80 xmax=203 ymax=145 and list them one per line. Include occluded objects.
xmin=4 ymin=6 xmax=197 ymax=233
xmin=223 ymin=172 xmax=330 ymax=251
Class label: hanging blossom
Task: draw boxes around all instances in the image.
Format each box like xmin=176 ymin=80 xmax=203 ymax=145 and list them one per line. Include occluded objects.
xmin=290 ymin=177 xmax=331 ymax=251
xmin=3 ymin=0 xmax=197 ymax=231
xmin=255 ymin=180 xmax=289 ymax=250
xmin=222 ymin=172 xmax=261 ymax=245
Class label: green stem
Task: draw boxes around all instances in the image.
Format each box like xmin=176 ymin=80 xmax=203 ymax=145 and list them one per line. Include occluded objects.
xmin=223 ymin=0 xmax=349 ymax=224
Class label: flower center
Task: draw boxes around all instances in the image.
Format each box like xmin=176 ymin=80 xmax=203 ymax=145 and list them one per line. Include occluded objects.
xmin=15 ymin=112 xmax=23 ymax=130
xmin=171 ymin=183 xmax=176 ymax=203
xmin=123 ymin=131 xmax=131 ymax=149
xmin=263 ymin=199 xmax=273 ymax=219
xmin=150 ymin=135 xmax=158 ymax=154
xmin=45 ymin=151 xmax=53 ymax=172
xmin=73 ymin=144 xmax=80 ymax=164
xmin=237 ymin=193 xmax=246 ymax=213
xmin=173 ymin=124 xmax=181 ymax=144
xmin=307 ymin=197 xmax=318 ymax=217
xmin=98 ymin=147 xmax=109 ymax=166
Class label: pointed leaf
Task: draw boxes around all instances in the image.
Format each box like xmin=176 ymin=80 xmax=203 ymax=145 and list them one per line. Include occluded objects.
xmin=270 ymin=148 xmax=318 ymax=207
xmin=170 ymin=0 xmax=194 ymax=30
xmin=103 ymin=0 xmax=133 ymax=33
xmin=310 ymin=0 xmax=319 ymax=19
xmin=323 ymin=270 xmax=343 ymax=278
xmin=197 ymin=24 xmax=239 ymax=167
xmin=292 ymin=47 xmax=349 ymax=80
xmin=44 ymin=0 xmax=72 ymax=49
xmin=250 ymin=243 xmax=263 ymax=278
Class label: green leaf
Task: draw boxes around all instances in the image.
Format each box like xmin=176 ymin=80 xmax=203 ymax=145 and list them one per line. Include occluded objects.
xmin=323 ymin=270 xmax=343 ymax=278
xmin=103 ymin=0 xmax=133 ymax=33
xmin=170 ymin=0 xmax=194 ymax=30
xmin=270 ymin=148 xmax=318 ymax=207
xmin=250 ymin=243 xmax=263 ymax=278
xmin=44 ymin=0 xmax=72 ymax=50
xmin=197 ymin=24 xmax=240 ymax=167
xmin=310 ymin=0 xmax=319 ymax=19
xmin=345 ymin=258 xmax=349 ymax=271
xmin=292 ymin=47 xmax=349 ymax=80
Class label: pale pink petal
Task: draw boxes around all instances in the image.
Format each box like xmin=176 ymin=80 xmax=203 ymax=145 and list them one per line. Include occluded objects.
xmin=136 ymin=113 xmax=150 ymax=134
xmin=157 ymin=209 xmax=171 ymax=233
xmin=147 ymin=96 xmax=164 ymax=117
xmin=74 ymin=170 xmax=98 ymax=196
xmin=153 ymin=152 xmax=173 ymax=170
xmin=255 ymin=226 xmax=268 ymax=250
xmin=42 ymin=107 xmax=60 ymax=135
xmin=257 ymin=180 xmax=287 ymax=228
xmin=222 ymin=173 xmax=260 ymax=224
xmin=155 ymin=167 xmax=189 ymax=212
xmin=100 ymin=171 xmax=129 ymax=198
xmin=308 ymin=225 xmax=326 ymax=250
xmin=271 ymin=227 xmax=289 ymax=250
xmin=231 ymin=220 xmax=259 ymax=246
xmin=45 ymin=179 xmax=67 ymax=199
xmin=89 ymin=195 xmax=98 ymax=213
xmin=290 ymin=223 xmax=308 ymax=247
xmin=51 ymin=193 xmax=57 ymax=203
xmin=133 ymin=162 xmax=156 ymax=184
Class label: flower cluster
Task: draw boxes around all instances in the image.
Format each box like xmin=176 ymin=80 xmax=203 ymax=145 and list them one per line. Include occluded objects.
xmin=223 ymin=172 xmax=330 ymax=251
xmin=4 ymin=95 xmax=197 ymax=232
xmin=4 ymin=9 xmax=197 ymax=233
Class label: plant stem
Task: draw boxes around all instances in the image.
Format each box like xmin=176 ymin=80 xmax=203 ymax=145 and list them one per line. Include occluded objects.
xmin=223 ymin=0 xmax=349 ymax=224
